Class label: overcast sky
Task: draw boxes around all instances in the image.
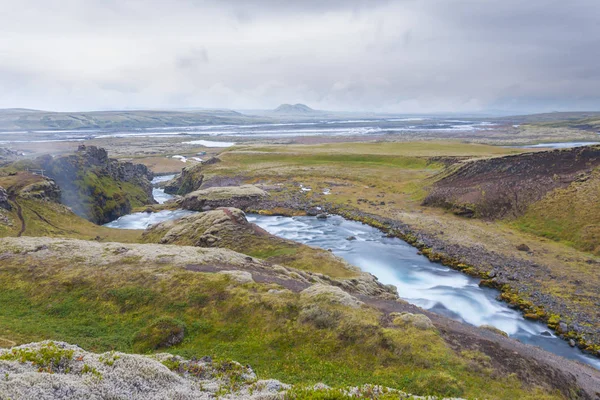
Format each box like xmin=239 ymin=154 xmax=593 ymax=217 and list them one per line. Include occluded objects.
xmin=1 ymin=0 xmax=600 ymax=114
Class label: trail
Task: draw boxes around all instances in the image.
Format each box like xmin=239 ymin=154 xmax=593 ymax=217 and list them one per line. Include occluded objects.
xmin=12 ymin=200 xmax=25 ymax=237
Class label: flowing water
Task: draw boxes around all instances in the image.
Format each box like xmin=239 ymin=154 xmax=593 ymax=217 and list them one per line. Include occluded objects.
xmin=103 ymin=175 xmax=195 ymax=229
xmin=247 ymin=214 xmax=600 ymax=370
xmin=104 ymin=178 xmax=600 ymax=369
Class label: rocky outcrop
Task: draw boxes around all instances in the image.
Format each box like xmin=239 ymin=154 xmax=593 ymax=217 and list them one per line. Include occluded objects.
xmin=18 ymin=179 xmax=61 ymax=202
xmin=164 ymin=157 xmax=220 ymax=195
xmin=0 ymin=341 xmax=280 ymax=400
xmin=0 ymin=186 xmax=10 ymax=210
xmin=179 ymin=185 xmax=267 ymax=211
xmin=423 ymin=145 xmax=600 ymax=219
xmin=38 ymin=145 xmax=155 ymax=224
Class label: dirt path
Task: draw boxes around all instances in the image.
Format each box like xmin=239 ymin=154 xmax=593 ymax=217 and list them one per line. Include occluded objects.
xmin=12 ymin=200 xmax=25 ymax=237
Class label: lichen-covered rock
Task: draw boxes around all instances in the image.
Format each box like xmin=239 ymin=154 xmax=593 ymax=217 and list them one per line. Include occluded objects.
xmin=218 ymin=270 xmax=254 ymax=284
xmin=391 ymin=312 xmax=435 ymax=330
xmin=301 ymin=284 xmax=363 ymax=308
xmin=179 ymin=185 xmax=267 ymax=211
xmin=0 ymin=341 xmax=283 ymax=399
xmin=0 ymin=341 xmax=461 ymax=400
xmin=18 ymin=179 xmax=61 ymax=202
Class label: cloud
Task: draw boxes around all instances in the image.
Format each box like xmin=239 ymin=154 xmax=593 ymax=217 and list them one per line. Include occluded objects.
xmin=0 ymin=0 xmax=599 ymax=113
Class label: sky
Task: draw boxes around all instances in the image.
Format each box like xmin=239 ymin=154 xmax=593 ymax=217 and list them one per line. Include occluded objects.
xmin=1 ymin=0 xmax=600 ymax=114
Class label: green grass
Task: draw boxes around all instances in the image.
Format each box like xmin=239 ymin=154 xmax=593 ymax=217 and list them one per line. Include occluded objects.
xmin=0 ymin=255 xmax=561 ymax=399
xmin=513 ymin=168 xmax=600 ymax=255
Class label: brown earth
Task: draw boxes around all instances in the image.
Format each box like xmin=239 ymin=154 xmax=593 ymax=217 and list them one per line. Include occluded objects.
xmin=423 ymin=145 xmax=600 ymax=219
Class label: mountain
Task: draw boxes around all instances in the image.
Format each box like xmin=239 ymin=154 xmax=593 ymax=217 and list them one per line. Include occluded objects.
xmin=273 ymin=103 xmax=318 ymax=115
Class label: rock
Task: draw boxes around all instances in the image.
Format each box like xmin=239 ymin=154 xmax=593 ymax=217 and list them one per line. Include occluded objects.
xmin=0 ymin=186 xmax=11 ymax=211
xmin=306 ymin=207 xmax=319 ymax=216
xmin=540 ymin=330 xmax=553 ymax=337
xmin=316 ymin=213 xmax=328 ymax=219
xmin=346 ymin=236 xmax=356 ymax=241
xmin=218 ymin=270 xmax=254 ymax=284
xmin=301 ymin=284 xmax=363 ymax=308
xmin=516 ymin=244 xmax=531 ymax=252
xmin=180 ymin=185 xmax=267 ymax=211
xmin=479 ymin=324 xmax=509 ymax=337
xmin=391 ymin=312 xmax=435 ymax=330
xmin=0 ymin=341 xmax=279 ymax=399
xmin=569 ymin=339 xmax=576 ymax=347
xmin=558 ymin=322 xmax=568 ymax=333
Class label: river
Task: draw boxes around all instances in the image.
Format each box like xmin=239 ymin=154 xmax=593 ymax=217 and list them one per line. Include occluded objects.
xmin=104 ymin=177 xmax=600 ymax=370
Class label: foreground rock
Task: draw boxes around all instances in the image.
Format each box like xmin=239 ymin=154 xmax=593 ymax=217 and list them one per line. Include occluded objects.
xmin=0 ymin=342 xmax=464 ymax=400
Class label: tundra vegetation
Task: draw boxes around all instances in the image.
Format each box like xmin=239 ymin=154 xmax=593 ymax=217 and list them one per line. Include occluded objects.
xmin=0 ymin=141 xmax=598 ymax=399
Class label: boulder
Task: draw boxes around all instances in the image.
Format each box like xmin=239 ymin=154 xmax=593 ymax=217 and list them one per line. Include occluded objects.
xmin=218 ymin=270 xmax=254 ymax=284
xmin=179 ymin=185 xmax=267 ymax=211
xmin=391 ymin=312 xmax=435 ymax=330
xmin=301 ymin=284 xmax=363 ymax=308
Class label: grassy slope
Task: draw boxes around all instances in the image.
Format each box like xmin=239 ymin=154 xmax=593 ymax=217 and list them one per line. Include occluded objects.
xmin=514 ymin=167 xmax=600 ymax=255
xmin=0 ymin=240 xmax=559 ymax=399
xmin=0 ymin=173 xmax=142 ymax=242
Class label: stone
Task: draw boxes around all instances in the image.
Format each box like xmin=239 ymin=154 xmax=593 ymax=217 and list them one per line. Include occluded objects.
xmin=558 ymin=322 xmax=568 ymax=333
xmin=316 ymin=213 xmax=328 ymax=219
xmin=218 ymin=270 xmax=254 ymax=284
xmin=391 ymin=312 xmax=435 ymax=330
xmin=346 ymin=236 xmax=356 ymax=241
xmin=516 ymin=244 xmax=531 ymax=252
xmin=569 ymin=339 xmax=576 ymax=347
xmin=301 ymin=284 xmax=363 ymax=308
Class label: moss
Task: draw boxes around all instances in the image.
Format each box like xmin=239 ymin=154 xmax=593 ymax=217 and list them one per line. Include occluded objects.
xmin=0 ymin=342 xmax=74 ymax=373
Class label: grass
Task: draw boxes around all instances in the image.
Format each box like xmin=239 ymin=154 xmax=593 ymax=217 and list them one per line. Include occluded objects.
xmin=0 ymin=252 xmax=561 ymax=399
xmin=513 ymin=167 xmax=600 ymax=255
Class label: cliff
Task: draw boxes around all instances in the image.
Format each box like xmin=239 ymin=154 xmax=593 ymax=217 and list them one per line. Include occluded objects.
xmin=39 ymin=145 xmax=155 ymax=224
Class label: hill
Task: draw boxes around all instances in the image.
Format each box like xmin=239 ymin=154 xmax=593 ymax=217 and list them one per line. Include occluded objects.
xmin=273 ymin=103 xmax=319 ymax=115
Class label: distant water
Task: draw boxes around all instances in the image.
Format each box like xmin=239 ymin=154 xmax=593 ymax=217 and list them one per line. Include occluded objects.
xmin=515 ymin=141 xmax=600 ymax=149
xmin=0 ymin=118 xmax=497 ymax=142
xmin=247 ymin=214 xmax=600 ymax=370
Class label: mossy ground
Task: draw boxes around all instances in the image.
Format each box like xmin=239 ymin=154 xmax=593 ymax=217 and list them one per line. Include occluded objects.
xmin=0 ymin=251 xmax=560 ymax=399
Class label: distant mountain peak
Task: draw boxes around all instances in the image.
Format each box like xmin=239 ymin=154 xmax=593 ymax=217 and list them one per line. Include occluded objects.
xmin=273 ymin=103 xmax=316 ymax=114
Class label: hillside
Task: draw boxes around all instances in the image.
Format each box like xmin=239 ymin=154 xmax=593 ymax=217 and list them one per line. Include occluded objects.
xmin=0 ymin=108 xmax=262 ymax=132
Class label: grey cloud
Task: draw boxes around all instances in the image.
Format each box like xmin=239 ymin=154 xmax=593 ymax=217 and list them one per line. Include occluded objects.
xmin=0 ymin=0 xmax=599 ymax=113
